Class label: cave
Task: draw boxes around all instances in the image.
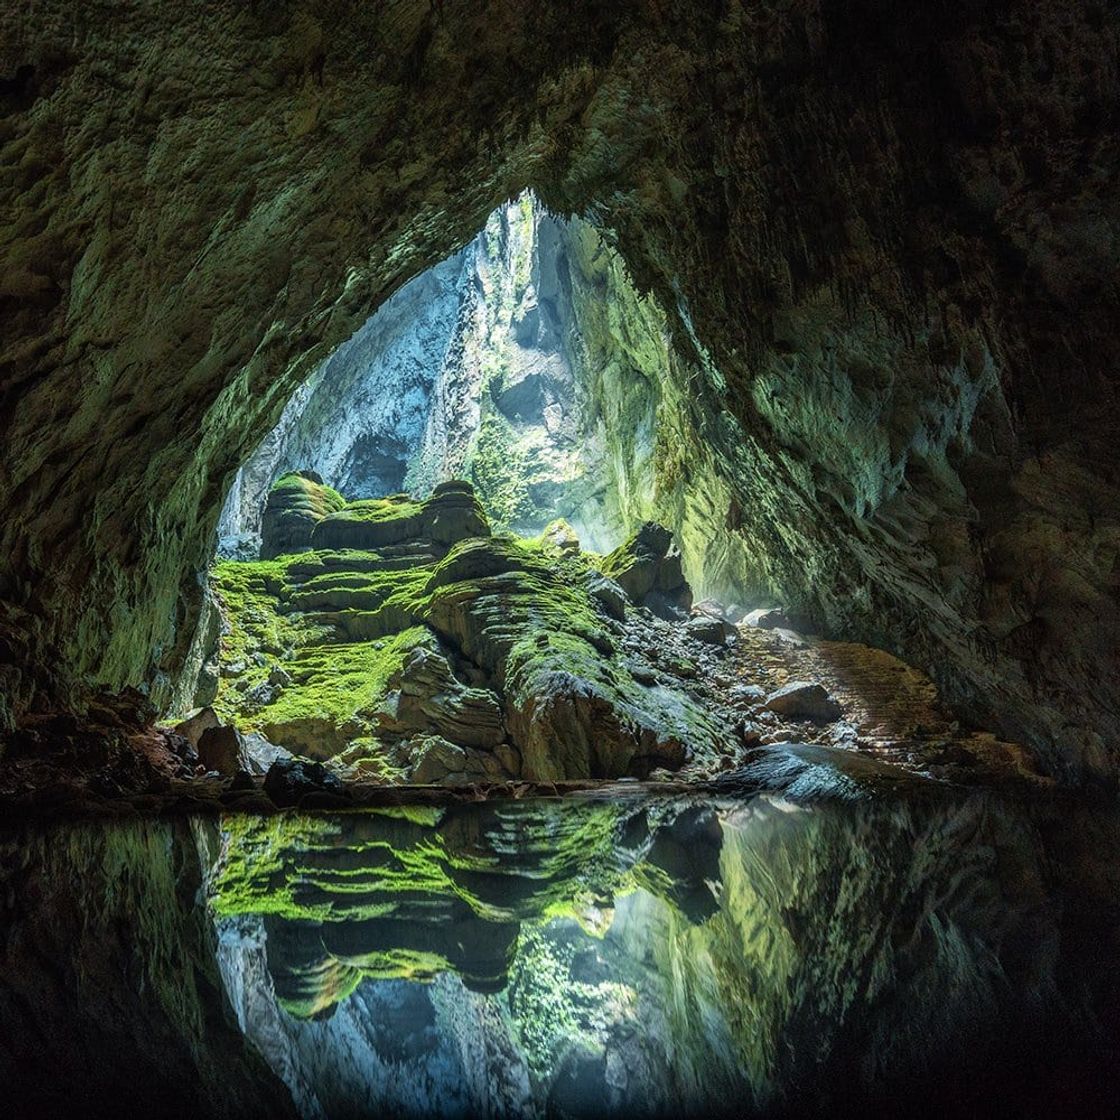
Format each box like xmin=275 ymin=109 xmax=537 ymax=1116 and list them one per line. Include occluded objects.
xmin=2 ymin=2 xmax=1120 ymax=1117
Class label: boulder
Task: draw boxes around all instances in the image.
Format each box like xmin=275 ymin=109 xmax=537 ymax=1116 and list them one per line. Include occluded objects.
xmin=729 ymin=683 xmax=767 ymax=706
xmin=263 ymin=758 xmax=344 ymax=807
xmin=539 ymin=518 xmax=581 ymax=555
xmin=408 ymin=736 xmax=506 ymax=784
xmin=197 ymin=724 xmax=253 ymax=776
xmin=381 ymin=638 xmax=506 ymax=749
xmin=600 ymin=522 xmax=693 ymax=619
xmin=260 ymin=471 xmax=347 ymax=559
xmin=685 ymin=614 xmax=734 ymax=646
xmin=745 ymin=606 xmax=796 ymax=631
xmin=173 ymin=706 xmax=220 ymax=749
xmin=586 ymin=573 xmax=629 ymax=621
xmin=764 ymin=681 xmax=843 ymax=723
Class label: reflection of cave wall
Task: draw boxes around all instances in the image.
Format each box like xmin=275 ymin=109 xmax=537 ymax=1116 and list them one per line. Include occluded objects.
xmin=0 ymin=821 xmax=295 ymax=1118
xmin=1 ymin=2 xmax=1118 ymax=777
xmin=209 ymin=794 xmax=1120 ymax=1118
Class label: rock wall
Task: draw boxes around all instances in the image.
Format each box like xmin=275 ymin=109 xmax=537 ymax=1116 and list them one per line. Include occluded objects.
xmin=218 ymin=250 xmax=472 ymax=557
xmin=218 ymin=192 xmax=716 ymax=569
xmin=1 ymin=2 xmax=1117 ymax=777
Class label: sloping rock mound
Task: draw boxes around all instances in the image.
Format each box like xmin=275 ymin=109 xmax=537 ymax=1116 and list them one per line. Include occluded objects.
xmin=261 ymin=471 xmax=346 ymax=559
xmin=600 ymin=522 xmax=693 ymax=619
xmin=209 ymin=482 xmax=733 ymax=782
xmin=311 ymin=480 xmax=489 ymax=552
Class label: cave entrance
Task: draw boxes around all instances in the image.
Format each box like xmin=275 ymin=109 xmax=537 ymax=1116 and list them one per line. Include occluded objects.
xmin=184 ymin=191 xmax=744 ymax=783
xmin=216 ymin=191 xmax=671 ymax=563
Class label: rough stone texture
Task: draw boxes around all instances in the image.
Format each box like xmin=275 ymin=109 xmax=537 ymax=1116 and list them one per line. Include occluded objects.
xmin=197 ymin=723 xmax=251 ymax=776
xmin=601 ymin=521 xmax=694 ymax=619
xmin=259 ymin=470 xmax=345 ymax=559
xmin=209 ymin=490 xmax=733 ymax=782
xmin=764 ymin=681 xmax=844 ymax=724
xmin=311 ymin=480 xmax=489 ymax=551
xmin=172 ymin=705 xmax=219 ymax=750
xmin=219 ymin=191 xmax=708 ymax=563
xmin=0 ymin=2 xmax=1118 ymax=779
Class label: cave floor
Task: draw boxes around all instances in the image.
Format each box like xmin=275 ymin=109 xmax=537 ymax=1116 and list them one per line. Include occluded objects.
xmin=722 ymin=624 xmax=1040 ymax=781
xmin=0 ymin=613 xmax=1044 ymax=821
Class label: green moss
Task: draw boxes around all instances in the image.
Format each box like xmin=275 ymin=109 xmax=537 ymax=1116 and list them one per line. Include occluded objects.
xmin=209 ymin=557 xmax=315 ymax=724
xmin=322 ymin=496 xmax=424 ymax=525
xmin=253 ymin=628 xmax=429 ymax=753
xmin=470 ymin=413 xmax=533 ymax=530
xmin=269 ymin=471 xmax=345 ymax=516
xmin=208 ymin=802 xmax=637 ymax=926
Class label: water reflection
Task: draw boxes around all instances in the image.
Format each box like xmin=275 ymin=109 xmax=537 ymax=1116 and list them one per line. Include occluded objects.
xmin=201 ymin=793 xmax=1120 ymax=1118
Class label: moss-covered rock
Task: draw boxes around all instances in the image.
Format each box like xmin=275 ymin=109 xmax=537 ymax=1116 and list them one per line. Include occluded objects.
xmin=205 ymin=799 xmax=725 ymax=1016
xmin=211 ymin=484 xmax=733 ymax=781
xmin=311 ymin=480 xmax=489 ymax=552
xmin=600 ymin=522 xmax=693 ymax=620
xmin=261 ymin=471 xmax=346 ymax=560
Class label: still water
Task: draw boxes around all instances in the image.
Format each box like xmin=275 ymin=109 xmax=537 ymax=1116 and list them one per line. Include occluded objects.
xmin=3 ymin=790 xmax=1120 ymax=1118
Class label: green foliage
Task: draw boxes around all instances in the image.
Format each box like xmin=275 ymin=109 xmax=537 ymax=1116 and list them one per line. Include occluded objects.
xmin=508 ymin=926 xmax=637 ymax=1076
xmin=470 ymin=414 xmax=533 ymax=530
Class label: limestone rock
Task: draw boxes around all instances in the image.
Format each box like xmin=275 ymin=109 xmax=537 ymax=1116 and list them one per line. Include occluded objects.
xmin=730 ymin=684 xmax=767 ymax=706
xmin=311 ymin=482 xmax=489 ymax=552
xmin=382 ymin=638 xmax=505 ymax=750
xmin=197 ymin=724 xmax=253 ymax=776
xmin=764 ymin=682 xmax=843 ymax=724
xmin=586 ymin=573 xmax=629 ymax=622
xmin=173 ymin=706 xmax=220 ymax=750
xmin=601 ymin=523 xmax=693 ymax=619
xmin=539 ymin=519 xmax=581 ymax=555
xmin=263 ymin=758 xmax=344 ymax=808
xmin=261 ymin=473 xmax=346 ymax=560
xmin=745 ymin=607 xmax=796 ymax=631
xmin=408 ymin=736 xmax=507 ymax=784
xmin=685 ymin=615 xmax=734 ymax=646
xmin=1 ymin=1 xmax=1118 ymax=784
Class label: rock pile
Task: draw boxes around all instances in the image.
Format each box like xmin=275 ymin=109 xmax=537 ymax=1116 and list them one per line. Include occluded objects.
xmin=208 ymin=480 xmax=735 ymax=784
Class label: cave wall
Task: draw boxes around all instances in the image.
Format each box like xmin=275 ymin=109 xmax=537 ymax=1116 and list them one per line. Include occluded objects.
xmin=1 ymin=1 xmax=1117 ymax=778
xmin=217 ymin=247 xmax=472 ymax=557
xmin=218 ymin=190 xmax=736 ymax=573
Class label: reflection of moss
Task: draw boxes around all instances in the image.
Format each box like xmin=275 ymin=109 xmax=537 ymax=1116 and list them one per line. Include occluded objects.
xmin=508 ymin=926 xmax=636 ymax=1076
xmin=208 ymin=803 xmax=635 ymax=926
